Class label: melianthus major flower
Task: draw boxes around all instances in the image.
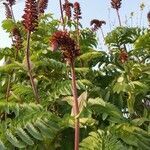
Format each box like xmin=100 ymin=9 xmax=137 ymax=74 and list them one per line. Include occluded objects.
xmin=37 ymin=0 xmax=48 ymax=14
xmin=90 ymin=19 xmax=106 ymax=31
xmin=73 ymin=2 xmax=81 ymax=20
xmin=111 ymin=0 xmax=122 ymax=10
xmin=63 ymin=0 xmax=73 ymax=20
xmin=12 ymin=27 xmax=23 ymax=50
xmin=50 ymin=31 xmax=80 ymax=62
xmin=22 ymin=0 xmax=38 ymax=32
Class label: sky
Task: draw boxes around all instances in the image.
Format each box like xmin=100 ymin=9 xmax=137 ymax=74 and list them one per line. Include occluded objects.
xmin=0 ymin=0 xmax=150 ymax=48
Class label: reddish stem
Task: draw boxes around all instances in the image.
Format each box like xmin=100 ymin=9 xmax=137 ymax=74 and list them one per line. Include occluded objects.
xmin=5 ymin=75 xmax=11 ymax=101
xmin=116 ymin=9 xmax=122 ymax=26
xmin=116 ymin=9 xmax=128 ymax=52
xmin=100 ymin=27 xmax=105 ymax=41
xmin=26 ymin=31 xmax=40 ymax=104
xmin=10 ymin=5 xmax=16 ymax=22
xmin=59 ymin=0 xmax=65 ymax=30
xmin=76 ymin=18 xmax=80 ymax=48
xmin=70 ymin=60 xmax=80 ymax=150
xmin=5 ymin=4 xmax=16 ymax=102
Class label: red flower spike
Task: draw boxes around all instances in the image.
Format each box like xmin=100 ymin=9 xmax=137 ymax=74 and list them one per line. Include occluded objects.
xmin=3 ymin=2 xmax=12 ymax=19
xmin=90 ymin=19 xmax=106 ymax=31
xmin=37 ymin=0 xmax=48 ymax=14
xmin=22 ymin=0 xmax=38 ymax=32
xmin=50 ymin=31 xmax=80 ymax=61
xmin=12 ymin=27 xmax=22 ymax=50
xmin=111 ymin=0 xmax=122 ymax=10
xmin=63 ymin=0 xmax=73 ymax=20
xmin=73 ymin=2 xmax=82 ymax=20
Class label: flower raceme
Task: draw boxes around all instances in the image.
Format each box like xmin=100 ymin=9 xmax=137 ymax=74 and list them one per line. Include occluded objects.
xmin=73 ymin=2 xmax=82 ymax=20
xmin=111 ymin=0 xmax=122 ymax=10
xmin=63 ymin=0 xmax=73 ymax=20
xmin=90 ymin=19 xmax=106 ymax=31
xmin=12 ymin=27 xmax=22 ymax=50
xmin=22 ymin=0 xmax=38 ymax=32
xmin=37 ymin=0 xmax=48 ymax=14
xmin=50 ymin=31 xmax=80 ymax=62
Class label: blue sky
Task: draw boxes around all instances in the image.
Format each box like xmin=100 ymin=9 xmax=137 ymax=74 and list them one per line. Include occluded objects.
xmin=0 ymin=0 xmax=150 ymax=48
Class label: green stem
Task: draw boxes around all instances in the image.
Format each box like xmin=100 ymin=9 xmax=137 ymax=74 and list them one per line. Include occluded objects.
xmin=70 ymin=60 xmax=80 ymax=150
xmin=26 ymin=31 xmax=40 ymax=104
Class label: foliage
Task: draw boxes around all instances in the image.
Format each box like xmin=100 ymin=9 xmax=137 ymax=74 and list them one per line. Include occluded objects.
xmin=80 ymin=129 xmax=126 ymax=150
xmin=0 ymin=1 xmax=150 ymax=150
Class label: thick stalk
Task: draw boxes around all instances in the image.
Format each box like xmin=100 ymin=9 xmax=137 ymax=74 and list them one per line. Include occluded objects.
xmin=100 ymin=27 xmax=110 ymax=53
xmin=116 ymin=9 xmax=122 ymax=26
xmin=70 ymin=61 xmax=80 ymax=150
xmin=5 ymin=42 xmax=18 ymax=102
xmin=5 ymin=5 xmax=16 ymax=101
xmin=59 ymin=0 xmax=65 ymax=30
xmin=76 ymin=18 xmax=80 ymax=47
xmin=116 ymin=9 xmax=127 ymax=52
xmin=26 ymin=31 xmax=40 ymax=104
xmin=5 ymin=75 xmax=11 ymax=101
xmin=100 ymin=27 xmax=105 ymax=41
xmin=10 ymin=5 xmax=16 ymax=22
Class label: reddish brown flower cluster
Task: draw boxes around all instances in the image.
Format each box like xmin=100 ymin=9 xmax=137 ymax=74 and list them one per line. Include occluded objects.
xmin=12 ymin=27 xmax=22 ymax=50
xmin=73 ymin=2 xmax=81 ymax=20
xmin=22 ymin=0 xmax=38 ymax=32
xmin=63 ymin=0 xmax=73 ymax=20
xmin=90 ymin=19 xmax=106 ymax=31
xmin=37 ymin=0 xmax=48 ymax=14
xmin=3 ymin=2 xmax=12 ymax=19
xmin=119 ymin=50 xmax=128 ymax=63
xmin=111 ymin=0 xmax=122 ymax=10
xmin=50 ymin=31 xmax=80 ymax=62
xmin=6 ymin=0 xmax=16 ymax=6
